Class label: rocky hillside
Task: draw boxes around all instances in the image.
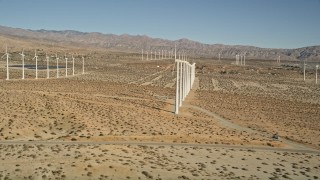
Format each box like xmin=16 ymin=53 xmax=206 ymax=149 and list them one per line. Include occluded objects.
xmin=0 ymin=25 xmax=319 ymax=61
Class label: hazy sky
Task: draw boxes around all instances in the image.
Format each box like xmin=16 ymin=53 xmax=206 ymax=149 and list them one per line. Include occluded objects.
xmin=0 ymin=0 xmax=319 ymax=49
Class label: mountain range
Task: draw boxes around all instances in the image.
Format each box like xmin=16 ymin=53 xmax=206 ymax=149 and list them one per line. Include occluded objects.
xmin=0 ymin=25 xmax=319 ymax=61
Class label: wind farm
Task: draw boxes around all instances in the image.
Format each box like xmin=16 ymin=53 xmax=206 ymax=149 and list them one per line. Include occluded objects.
xmin=0 ymin=31 xmax=319 ymax=179
xmin=0 ymin=0 xmax=320 ymax=178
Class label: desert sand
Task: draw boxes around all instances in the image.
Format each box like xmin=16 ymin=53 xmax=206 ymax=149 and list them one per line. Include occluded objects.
xmin=0 ymin=49 xmax=319 ymax=179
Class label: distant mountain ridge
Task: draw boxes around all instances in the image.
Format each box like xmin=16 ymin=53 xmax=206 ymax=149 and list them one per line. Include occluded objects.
xmin=0 ymin=25 xmax=319 ymax=61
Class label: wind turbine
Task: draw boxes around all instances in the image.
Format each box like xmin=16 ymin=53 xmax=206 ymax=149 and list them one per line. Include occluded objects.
xmin=277 ymin=55 xmax=281 ymax=63
xmin=162 ymin=49 xmax=163 ymax=59
xmin=142 ymin=49 xmax=144 ymax=61
xmin=172 ymin=44 xmax=177 ymax=76
xmin=2 ymin=45 xmax=10 ymax=80
xmin=165 ymin=50 xmax=166 ymax=59
xmin=72 ymin=54 xmax=75 ymax=76
xmin=236 ymin=54 xmax=239 ymax=65
xmin=19 ymin=49 xmax=25 ymax=79
xmin=65 ymin=54 xmax=68 ymax=77
xmin=175 ymin=59 xmax=180 ymax=114
xmin=32 ymin=50 xmax=38 ymax=79
xmin=56 ymin=54 xmax=59 ymax=78
xmin=154 ymin=50 xmax=156 ymax=60
xmin=218 ymin=49 xmax=223 ymax=61
xmin=46 ymin=53 xmax=50 ymax=79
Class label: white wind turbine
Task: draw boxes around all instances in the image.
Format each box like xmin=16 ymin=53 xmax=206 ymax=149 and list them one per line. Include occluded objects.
xmin=142 ymin=49 xmax=144 ymax=61
xmin=218 ymin=48 xmax=223 ymax=61
xmin=277 ymin=55 xmax=281 ymax=63
xmin=2 ymin=45 xmax=10 ymax=80
xmin=19 ymin=49 xmax=25 ymax=79
xmin=65 ymin=54 xmax=68 ymax=77
xmin=32 ymin=50 xmax=38 ymax=79
xmin=172 ymin=44 xmax=177 ymax=76
xmin=56 ymin=54 xmax=59 ymax=78
xmin=162 ymin=49 xmax=163 ymax=59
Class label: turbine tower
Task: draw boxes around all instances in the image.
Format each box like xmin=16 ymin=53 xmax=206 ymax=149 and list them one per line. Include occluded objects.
xmin=19 ymin=49 xmax=25 ymax=79
xmin=175 ymin=44 xmax=177 ymax=60
xmin=277 ymin=55 xmax=281 ymax=63
xmin=142 ymin=49 xmax=144 ymax=61
xmin=32 ymin=50 xmax=38 ymax=79
xmin=65 ymin=54 xmax=68 ymax=77
xmin=2 ymin=45 xmax=10 ymax=80
xmin=175 ymin=60 xmax=180 ymax=114
xmin=162 ymin=49 xmax=163 ymax=59
xmin=56 ymin=54 xmax=59 ymax=78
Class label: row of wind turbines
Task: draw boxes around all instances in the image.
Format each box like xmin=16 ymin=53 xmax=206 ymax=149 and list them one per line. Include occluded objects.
xmin=277 ymin=55 xmax=319 ymax=84
xmin=235 ymin=54 xmax=246 ymax=66
xmin=236 ymin=53 xmax=319 ymax=84
xmin=174 ymin=50 xmax=196 ymax=115
xmin=302 ymin=59 xmax=319 ymax=84
xmin=1 ymin=46 xmax=85 ymax=80
xmin=141 ymin=45 xmax=195 ymax=115
xmin=141 ymin=49 xmax=189 ymax=61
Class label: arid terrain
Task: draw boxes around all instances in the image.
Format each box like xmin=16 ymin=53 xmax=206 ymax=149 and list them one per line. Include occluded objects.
xmin=0 ymin=46 xmax=319 ymax=179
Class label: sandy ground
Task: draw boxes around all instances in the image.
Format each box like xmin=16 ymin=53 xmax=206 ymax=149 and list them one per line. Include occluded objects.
xmin=0 ymin=50 xmax=319 ymax=179
xmin=0 ymin=143 xmax=319 ymax=180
